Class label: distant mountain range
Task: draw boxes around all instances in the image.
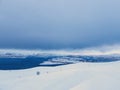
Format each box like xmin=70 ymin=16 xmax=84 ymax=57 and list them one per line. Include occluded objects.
xmin=0 ymin=52 xmax=120 ymax=70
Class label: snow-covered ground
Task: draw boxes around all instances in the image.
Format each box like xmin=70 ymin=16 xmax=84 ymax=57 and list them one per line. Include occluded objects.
xmin=0 ymin=61 xmax=120 ymax=90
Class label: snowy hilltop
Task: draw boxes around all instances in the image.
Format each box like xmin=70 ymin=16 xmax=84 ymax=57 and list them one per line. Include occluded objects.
xmin=0 ymin=61 xmax=120 ymax=90
xmin=0 ymin=48 xmax=120 ymax=90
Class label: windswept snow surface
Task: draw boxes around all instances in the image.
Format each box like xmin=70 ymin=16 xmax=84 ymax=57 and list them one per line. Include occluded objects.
xmin=0 ymin=61 xmax=120 ymax=90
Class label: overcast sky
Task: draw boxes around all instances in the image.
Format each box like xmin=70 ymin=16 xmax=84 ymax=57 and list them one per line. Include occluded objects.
xmin=0 ymin=0 xmax=120 ymax=49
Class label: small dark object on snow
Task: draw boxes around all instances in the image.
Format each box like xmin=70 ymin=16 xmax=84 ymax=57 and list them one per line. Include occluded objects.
xmin=36 ymin=71 xmax=40 ymax=75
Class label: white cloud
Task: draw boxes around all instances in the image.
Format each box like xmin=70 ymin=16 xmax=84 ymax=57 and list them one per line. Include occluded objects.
xmin=0 ymin=44 xmax=120 ymax=56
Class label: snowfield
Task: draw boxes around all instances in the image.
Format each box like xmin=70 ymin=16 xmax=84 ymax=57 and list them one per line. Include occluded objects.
xmin=0 ymin=61 xmax=120 ymax=90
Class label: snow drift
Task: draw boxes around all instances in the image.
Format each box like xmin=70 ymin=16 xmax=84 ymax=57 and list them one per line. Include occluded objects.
xmin=0 ymin=61 xmax=120 ymax=90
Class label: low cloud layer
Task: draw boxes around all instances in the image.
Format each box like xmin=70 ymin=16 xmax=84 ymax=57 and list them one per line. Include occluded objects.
xmin=0 ymin=44 xmax=120 ymax=56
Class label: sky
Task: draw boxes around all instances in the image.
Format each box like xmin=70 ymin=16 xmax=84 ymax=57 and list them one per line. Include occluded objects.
xmin=0 ymin=0 xmax=120 ymax=49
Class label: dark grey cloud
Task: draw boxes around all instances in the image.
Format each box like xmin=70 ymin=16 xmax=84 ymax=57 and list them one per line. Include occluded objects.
xmin=0 ymin=0 xmax=120 ymax=49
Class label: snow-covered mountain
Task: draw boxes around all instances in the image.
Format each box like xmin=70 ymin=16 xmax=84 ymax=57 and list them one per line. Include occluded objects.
xmin=0 ymin=49 xmax=120 ymax=70
xmin=0 ymin=61 xmax=120 ymax=90
xmin=0 ymin=49 xmax=120 ymax=90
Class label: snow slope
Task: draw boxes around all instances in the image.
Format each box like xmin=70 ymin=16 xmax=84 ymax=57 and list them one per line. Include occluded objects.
xmin=0 ymin=61 xmax=120 ymax=90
